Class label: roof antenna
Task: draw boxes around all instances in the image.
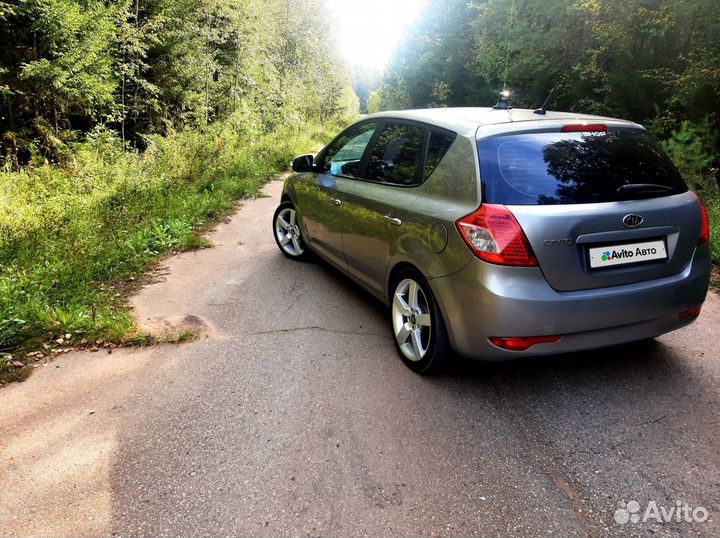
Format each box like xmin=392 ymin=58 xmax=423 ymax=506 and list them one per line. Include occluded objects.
xmin=493 ymin=0 xmax=515 ymax=111
xmin=493 ymin=89 xmax=512 ymax=110
xmin=534 ymin=79 xmax=563 ymax=115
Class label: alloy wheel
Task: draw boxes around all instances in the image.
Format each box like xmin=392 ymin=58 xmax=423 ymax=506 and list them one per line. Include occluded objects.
xmin=391 ymin=278 xmax=432 ymax=362
xmin=275 ymin=207 xmax=304 ymax=257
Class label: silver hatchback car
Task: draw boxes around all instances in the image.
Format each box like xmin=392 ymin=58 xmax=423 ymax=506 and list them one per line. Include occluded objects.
xmin=273 ymin=107 xmax=711 ymax=373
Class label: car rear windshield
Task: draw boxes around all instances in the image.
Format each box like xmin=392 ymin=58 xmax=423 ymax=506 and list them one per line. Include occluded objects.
xmin=477 ymin=129 xmax=687 ymax=205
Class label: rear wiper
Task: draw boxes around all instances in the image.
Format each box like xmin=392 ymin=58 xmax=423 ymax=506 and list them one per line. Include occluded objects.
xmin=616 ymin=183 xmax=675 ymax=198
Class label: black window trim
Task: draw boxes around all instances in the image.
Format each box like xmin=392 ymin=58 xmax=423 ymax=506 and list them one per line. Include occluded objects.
xmin=317 ymin=118 xmax=457 ymax=189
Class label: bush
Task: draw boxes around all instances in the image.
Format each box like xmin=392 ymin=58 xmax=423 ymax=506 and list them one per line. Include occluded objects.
xmin=0 ymin=118 xmax=343 ymax=353
xmin=661 ymin=117 xmax=718 ymax=182
xmin=660 ymin=117 xmax=720 ymax=265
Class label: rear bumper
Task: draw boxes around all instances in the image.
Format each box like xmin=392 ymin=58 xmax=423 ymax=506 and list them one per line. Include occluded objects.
xmin=428 ymin=246 xmax=711 ymax=361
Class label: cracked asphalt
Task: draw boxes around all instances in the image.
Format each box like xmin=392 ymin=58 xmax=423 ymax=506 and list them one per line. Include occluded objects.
xmin=1 ymin=177 xmax=719 ymax=537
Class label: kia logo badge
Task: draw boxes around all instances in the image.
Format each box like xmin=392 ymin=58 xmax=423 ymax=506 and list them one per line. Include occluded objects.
xmin=623 ymin=214 xmax=643 ymax=228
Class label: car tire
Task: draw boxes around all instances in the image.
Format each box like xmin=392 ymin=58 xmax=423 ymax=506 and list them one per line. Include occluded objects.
xmin=273 ymin=202 xmax=310 ymax=261
xmin=390 ymin=269 xmax=453 ymax=374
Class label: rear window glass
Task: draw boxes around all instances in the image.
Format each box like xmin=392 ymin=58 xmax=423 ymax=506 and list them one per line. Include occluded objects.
xmin=478 ymin=129 xmax=687 ymax=205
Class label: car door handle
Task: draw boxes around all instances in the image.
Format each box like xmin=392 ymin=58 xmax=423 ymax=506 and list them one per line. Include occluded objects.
xmin=384 ymin=215 xmax=402 ymax=226
xmin=330 ymin=197 xmax=342 ymax=206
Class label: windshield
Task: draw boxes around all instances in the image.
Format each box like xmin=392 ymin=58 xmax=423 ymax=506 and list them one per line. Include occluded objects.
xmin=477 ymin=129 xmax=687 ymax=205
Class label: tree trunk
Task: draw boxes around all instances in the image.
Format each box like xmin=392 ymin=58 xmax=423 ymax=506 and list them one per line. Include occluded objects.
xmin=132 ymin=0 xmax=140 ymax=146
xmin=205 ymin=9 xmax=211 ymax=125
xmin=33 ymin=32 xmax=39 ymax=118
xmin=6 ymin=95 xmax=14 ymax=131
xmin=121 ymin=66 xmax=126 ymax=144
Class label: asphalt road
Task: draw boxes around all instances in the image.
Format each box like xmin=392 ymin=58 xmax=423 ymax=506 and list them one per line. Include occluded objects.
xmin=1 ymin=178 xmax=719 ymax=538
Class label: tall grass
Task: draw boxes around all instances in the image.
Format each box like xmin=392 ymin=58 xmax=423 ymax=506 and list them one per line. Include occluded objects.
xmin=0 ymin=117 xmax=340 ymax=358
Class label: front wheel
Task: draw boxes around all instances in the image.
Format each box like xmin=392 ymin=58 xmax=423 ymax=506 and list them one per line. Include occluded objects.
xmin=273 ymin=202 xmax=310 ymax=261
xmin=390 ymin=270 xmax=452 ymax=374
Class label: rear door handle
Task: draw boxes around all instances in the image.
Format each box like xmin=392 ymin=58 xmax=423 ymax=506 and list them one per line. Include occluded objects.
xmin=330 ymin=197 xmax=342 ymax=206
xmin=384 ymin=215 xmax=402 ymax=226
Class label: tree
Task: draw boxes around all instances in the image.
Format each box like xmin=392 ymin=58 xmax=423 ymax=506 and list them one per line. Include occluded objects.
xmin=374 ymin=0 xmax=720 ymax=160
xmin=0 ymin=0 xmax=358 ymax=162
xmin=0 ymin=0 xmax=117 ymax=156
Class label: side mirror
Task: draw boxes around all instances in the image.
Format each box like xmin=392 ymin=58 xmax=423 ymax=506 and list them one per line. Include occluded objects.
xmin=292 ymin=154 xmax=314 ymax=173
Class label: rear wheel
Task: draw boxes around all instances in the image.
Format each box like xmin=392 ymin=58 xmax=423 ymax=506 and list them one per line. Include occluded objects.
xmin=273 ymin=202 xmax=309 ymax=261
xmin=390 ymin=270 xmax=452 ymax=374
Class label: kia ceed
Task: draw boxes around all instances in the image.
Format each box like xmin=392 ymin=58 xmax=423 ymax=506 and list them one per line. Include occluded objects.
xmin=272 ymin=107 xmax=711 ymax=373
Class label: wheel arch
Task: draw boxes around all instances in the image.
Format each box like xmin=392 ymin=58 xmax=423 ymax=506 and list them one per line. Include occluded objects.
xmin=386 ymin=258 xmax=460 ymax=352
xmin=386 ymin=261 xmax=425 ymax=306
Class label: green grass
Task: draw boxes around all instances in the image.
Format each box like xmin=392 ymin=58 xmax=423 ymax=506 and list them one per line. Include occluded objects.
xmin=0 ymin=116 xmax=345 ymax=379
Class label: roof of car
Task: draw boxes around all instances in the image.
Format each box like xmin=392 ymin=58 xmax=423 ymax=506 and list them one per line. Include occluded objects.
xmin=365 ymin=107 xmax=641 ymax=137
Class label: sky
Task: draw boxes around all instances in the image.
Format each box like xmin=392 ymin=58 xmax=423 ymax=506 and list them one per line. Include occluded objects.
xmin=324 ymin=0 xmax=427 ymax=74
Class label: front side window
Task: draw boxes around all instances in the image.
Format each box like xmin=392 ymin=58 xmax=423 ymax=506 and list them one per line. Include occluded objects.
xmin=365 ymin=123 xmax=427 ymax=186
xmin=321 ymin=122 xmax=377 ymax=178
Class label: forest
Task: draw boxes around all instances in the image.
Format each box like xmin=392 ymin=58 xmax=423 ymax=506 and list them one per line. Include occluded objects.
xmin=372 ymin=0 xmax=719 ymax=137
xmin=0 ymin=0 xmax=718 ymax=370
xmin=0 ymin=0 xmax=357 ymax=159
xmin=369 ymin=0 xmax=719 ymax=259
xmin=0 ymin=0 xmax=357 ymax=369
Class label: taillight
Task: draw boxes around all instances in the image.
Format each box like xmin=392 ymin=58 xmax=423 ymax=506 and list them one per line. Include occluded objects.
xmin=561 ymin=124 xmax=607 ymax=133
xmin=489 ymin=335 xmax=563 ymax=351
xmin=679 ymin=305 xmax=702 ymax=318
xmin=456 ymin=204 xmax=538 ymax=266
xmin=690 ymin=192 xmax=710 ymax=245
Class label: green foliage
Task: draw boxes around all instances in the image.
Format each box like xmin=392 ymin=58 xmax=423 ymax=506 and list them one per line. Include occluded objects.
xmin=349 ymin=65 xmax=382 ymax=113
xmin=659 ymin=117 xmax=720 ymax=264
xmin=366 ymin=90 xmax=382 ymax=114
xmin=661 ymin=117 xmax=718 ymax=181
xmin=0 ymin=0 xmax=358 ymax=358
xmin=706 ymin=192 xmax=720 ymax=266
xmin=372 ymin=0 xmax=720 ymax=263
xmin=0 ymin=118 xmax=343 ymax=351
xmin=376 ymin=0 xmax=720 ymax=135
xmin=1 ymin=0 xmax=118 ymax=135
xmin=430 ymin=81 xmax=452 ymax=107
xmin=0 ymin=0 xmax=358 ymax=157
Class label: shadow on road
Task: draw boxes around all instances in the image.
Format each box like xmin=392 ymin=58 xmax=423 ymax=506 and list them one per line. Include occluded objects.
xmin=304 ymin=255 xmax=720 ymax=535
xmin=99 ymin=251 xmax=720 ymax=538
xmin=309 ymin=252 xmax=695 ymax=388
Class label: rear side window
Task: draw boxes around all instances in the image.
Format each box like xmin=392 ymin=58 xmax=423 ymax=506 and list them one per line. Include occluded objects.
xmin=425 ymin=131 xmax=455 ymax=179
xmin=478 ymin=129 xmax=687 ymax=205
xmin=365 ymin=123 xmax=427 ymax=186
